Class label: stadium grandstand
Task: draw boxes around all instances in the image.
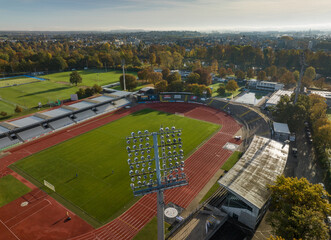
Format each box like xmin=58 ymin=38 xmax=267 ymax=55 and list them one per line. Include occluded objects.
xmin=208 ymin=98 xmax=271 ymax=144
xmin=0 ymin=91 xmax=131 ymax=151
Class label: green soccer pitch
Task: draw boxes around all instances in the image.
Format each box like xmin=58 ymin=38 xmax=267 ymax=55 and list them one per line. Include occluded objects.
xmin=12 ymin=109 xmax=220 ymax=226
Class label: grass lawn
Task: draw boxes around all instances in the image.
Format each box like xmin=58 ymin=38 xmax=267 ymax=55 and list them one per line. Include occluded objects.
xmin=199 ymin=151 xmax=242 ymax=204
xmin=0 ymin=77 xmax=39 ymax=87
xmin=209 ymin=83 xmax=242 ymax=98
xmin=0 ymin=81 xmax=79 ymax=108
xmin=327 ymin=108 xmax=331 ymax=120
xmin=12 ymin=109 xmax=220 ymax=226
xmin=42 ymin=69 xmax=137 ymax=87
xmin=0 ymin=100 xmax=15 ymax=115
xmin=0 ymin=175 xmax=31 ymax=207
xmin=133 ymin=217 xmax=171 ymax=240
xmin=221 ymin=151 xmax=242 ymax=171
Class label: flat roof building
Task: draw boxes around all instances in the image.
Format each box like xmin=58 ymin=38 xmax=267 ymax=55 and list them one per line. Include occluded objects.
xmin=218 ymin=135 xmax=288 ymax=229
xmin=273 ymin=122 xmax=291 ymax=141
xmin=265 ymin=90 xmax=293 ymax=107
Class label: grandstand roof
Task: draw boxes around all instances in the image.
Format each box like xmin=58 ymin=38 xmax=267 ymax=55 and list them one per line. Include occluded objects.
xmin=10 ymin=116 xmax=44 ymax=127
xmin=69 ymin=101 xmax=95 ymax=109
xmin=266 ymin=90 xmax=293 ymax=106
xmin=91 ymin=95 xmax=114 ymax=103
xmin=308 ymin=90 xmax=331 ymax=99
xmin=0 ymin=125 xmax=9 ymax=134
xmin=42 ymin=108 xmax=72 ymax=118
xmin=105 ymin=91 xmax=131 ymax=98
xmin=218 ymin=135 xmax=288 ymax=209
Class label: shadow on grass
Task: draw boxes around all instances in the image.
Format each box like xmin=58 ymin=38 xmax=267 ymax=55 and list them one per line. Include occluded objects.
xmin=19 ymin=87 xmax=74 ymax=98
xmin=130 ymin=108 xmax=172 ymax=117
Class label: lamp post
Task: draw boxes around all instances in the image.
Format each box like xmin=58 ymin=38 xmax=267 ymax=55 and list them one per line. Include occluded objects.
xmin=125 ymin=127 xmax=188 ymax=240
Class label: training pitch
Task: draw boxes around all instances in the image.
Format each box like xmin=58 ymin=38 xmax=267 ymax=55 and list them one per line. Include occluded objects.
xmin=12 ymin=109 xmax=220 ymax=225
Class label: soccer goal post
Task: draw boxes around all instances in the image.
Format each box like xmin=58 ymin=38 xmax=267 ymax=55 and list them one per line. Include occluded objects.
xmin=44 ymin=180 xmax=55 ymax=192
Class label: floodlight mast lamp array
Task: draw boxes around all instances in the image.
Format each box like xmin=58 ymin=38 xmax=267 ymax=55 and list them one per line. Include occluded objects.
xmin=125 ymin=127 xmax=188 ymax=240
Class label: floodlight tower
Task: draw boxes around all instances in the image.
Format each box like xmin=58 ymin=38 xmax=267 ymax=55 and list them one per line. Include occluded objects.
xmin=121 ymin=59 xmax=126 ymax=91
xmin=125 ymin=127 xmax=188 ymax=240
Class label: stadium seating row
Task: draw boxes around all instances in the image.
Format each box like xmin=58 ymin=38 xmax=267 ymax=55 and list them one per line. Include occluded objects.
xmin=0 ymin=96 xmax=131 ymax=151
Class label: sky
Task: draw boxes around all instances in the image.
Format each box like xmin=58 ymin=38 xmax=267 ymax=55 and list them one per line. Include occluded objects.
xmin=0 ymin=0 xmax=330 ymax=31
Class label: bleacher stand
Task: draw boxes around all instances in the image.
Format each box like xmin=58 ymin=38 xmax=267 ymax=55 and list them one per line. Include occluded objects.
xmin=48 ymin=117 xmax=75 ymax=130
xmin=16 ymin=126 xmax=52 ymax=141
xmin=113 ymin=98 xmax=130 ymax=108
xmin=95 ymin=103 xmax=116 ymax=114
xmin=73 ymin=110 xmax=96 ymax=122
xmin=0 ymin=136 xmax=21 ymax=150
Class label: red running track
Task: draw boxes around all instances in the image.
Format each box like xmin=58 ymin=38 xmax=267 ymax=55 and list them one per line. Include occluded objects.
xmin=70 ymin=102 xmax=242 ymax=240
xmin=0 ymin=102 xmax=241 ymax=240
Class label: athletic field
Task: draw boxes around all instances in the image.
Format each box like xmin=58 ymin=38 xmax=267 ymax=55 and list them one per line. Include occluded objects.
xmin=12 ymin=109 xmax=220 ymax=225
xmin=0 ymin=175 xmax=31 ymax=207
xmin=0 ymin=76 xmax=40 ymax=88
xmin=42 ymin=69 xmax=137 ymax=87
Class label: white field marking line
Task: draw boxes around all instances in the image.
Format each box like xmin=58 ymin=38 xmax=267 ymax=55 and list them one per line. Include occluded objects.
xmin=0 ymin=219 xmax=20 ymax=240
xmin=9 ymin=199 xmax=52 ymax=229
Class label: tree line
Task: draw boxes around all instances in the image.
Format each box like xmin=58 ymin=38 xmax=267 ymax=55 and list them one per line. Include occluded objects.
xmin=1 ymin=40 xmax=331 ymax=77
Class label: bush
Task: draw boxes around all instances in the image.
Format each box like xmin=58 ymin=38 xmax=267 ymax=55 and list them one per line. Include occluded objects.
xmin=217 ymin=86 xmax=226 ymax=95
xmin=15 ymin=105 xmax=23 ymax=113
xmin=0 ymin=111 xmax=7 ymax=117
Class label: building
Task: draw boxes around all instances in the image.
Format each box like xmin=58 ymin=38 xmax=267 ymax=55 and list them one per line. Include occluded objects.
xmin=248 ymin=79 xmax=284 ymax=92
xmin=273 ymin=122 xmax=291 ymax=141
xmin=308 ymin=90 xmax=331 ymax=107
xmin=218 ymin=136 xmax=289 ymax=229
xmin=265 ymin=89 xmax=293 ymax=107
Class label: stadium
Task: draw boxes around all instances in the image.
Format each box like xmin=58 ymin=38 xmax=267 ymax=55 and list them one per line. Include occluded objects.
xmin=0 ymin=90 xmax=273 ymax=240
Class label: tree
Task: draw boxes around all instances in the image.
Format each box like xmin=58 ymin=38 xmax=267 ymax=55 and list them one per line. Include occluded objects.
xmin=219 ymin=67 xmax=227 ymax=78
xmin=211 ymin=59 xmax=219 ymax=73
xmin=15 ymin=105 xmax=23 ymax=113
xmin=167 ymin=80 xmax=184 ymax=92
xmin=217 ymin=86 xmax=226 ymax=95
xmin=314 ymin=77 xmax=325 ymax=89
xmin=166 ymin=72 xmax=181 ymax=84
xmin=69 ymin=71 xmax=82 ymax=86
xmin=147 ymin=72 xmax=163 ymax=86
xmin=257 ymin=70 xmax=267 ymax=80
xmin=235 ymin=70 xmax=245 ymax=80
xmin=186 ymin=72 xmax=200 ymax=84
xmin=304 ymin=66 xmax=316 ymax=81
xmin=162 ymin=68 xmax=170 ymax=80
xmin=194 ymin=68 xmax=212 ymax=85
xmin=149 ymin=53 xmax=156 ymax=66
xmin=186 ymin=84 xmax=211 ymax=97
xmin=91 ymin=84 xmax=102 ymax=94
xmin=227 ymin=68 xmax=234 ymax=76
xmin=279 ymin=72 xmax=296 ymax=88
xmin=267 ymin=176 xmax=330 ymax=240
xmin=246 ymin=68 xmax=255 ymax=79
xmin=119 ymin=74 xmax=137 ymax=91
xmin=155 ymin=80 xmax=168 ymax=93
xmin=76 ymin=88 xmax=86 ymax=99
xmin=225 ymin=80 xmax=239 ymax=92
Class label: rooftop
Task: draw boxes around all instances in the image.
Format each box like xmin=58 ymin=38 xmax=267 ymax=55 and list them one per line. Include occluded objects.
xmin=273 ymin=122 xmax=290 ymax=134
xmin=42 ymin=108 xmax=73 ymax=117
xmin=90 ymin=95 xmax=114 ymax=103
xmin=218 ymin=135 xmax=288 ymax=209
xmin=70 ymin=101 xmax=95 ymax=109
xmin=266 ymin=89 xmax=293 ymax=106
xmin=10 ymin=116 xmax=44 ymax=127
xmin=308 ymin=90 xmax=331 ymax=99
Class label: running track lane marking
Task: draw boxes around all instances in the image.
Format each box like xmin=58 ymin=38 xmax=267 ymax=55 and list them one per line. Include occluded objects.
xmin=117 ymin=218 xmax=139 ymax=231
xmin=238 ymin=110 xmax=251 ymax=118
xmin=0 ymin=219 xmax=20 ymax=240
xmin=7 ymin=199 xmax=52 ymax=229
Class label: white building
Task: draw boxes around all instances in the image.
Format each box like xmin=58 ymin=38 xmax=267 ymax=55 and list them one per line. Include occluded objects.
xmin=248 ymin=79 xmax=284 ymax=92
xmin=273 ymin=122 xmax=291 ymax=141
xmin=218 ymin=136 xmax=288 ymax=229
xmin=265 ymin=90 xmax=293 ymax=107
xmin=308 ymin=90 xmax=331 ymax=107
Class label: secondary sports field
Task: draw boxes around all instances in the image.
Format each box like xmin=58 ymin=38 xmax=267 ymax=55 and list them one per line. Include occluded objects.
xmin=42 ymin=69 xmax=137 ymax=87
xmin=0 ymin=81 xmax=80 ymax=108
xmin=12 ymin=109 xmax=220 ymax=225
xmin=0 ymin=76 xmax=40 ymax=87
